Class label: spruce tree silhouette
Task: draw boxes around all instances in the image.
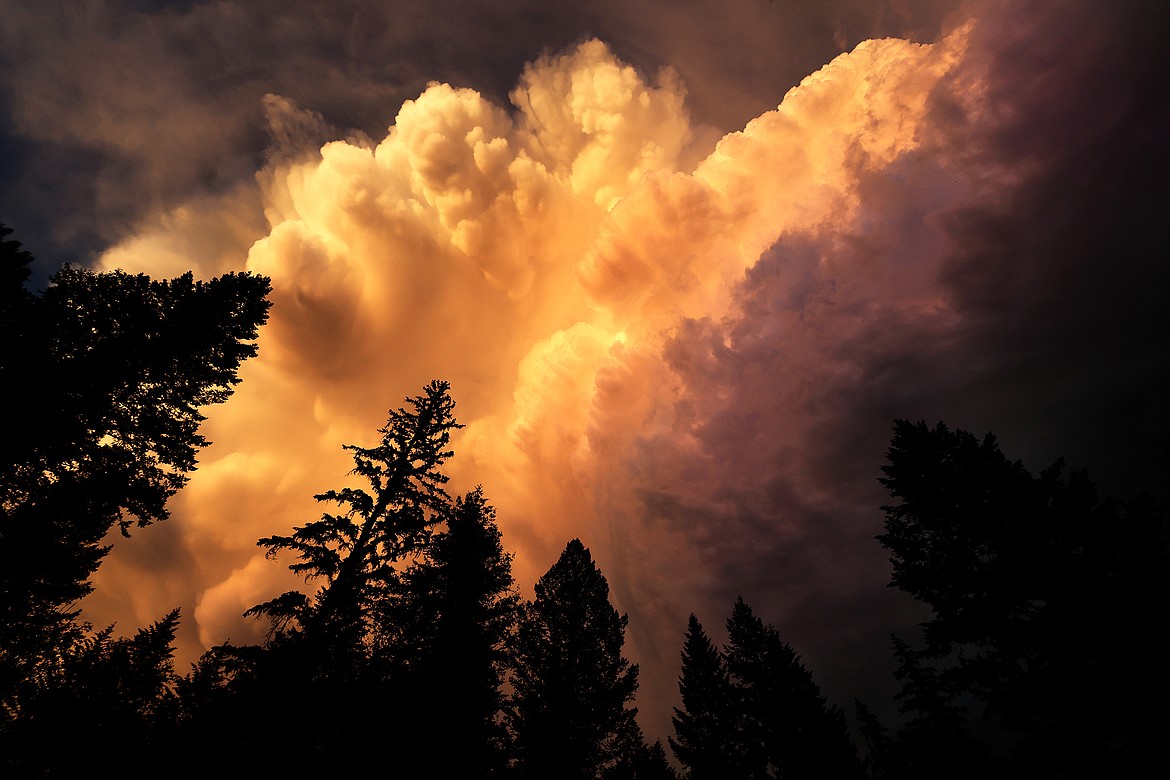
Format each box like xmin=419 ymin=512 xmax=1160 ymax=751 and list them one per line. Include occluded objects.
xmin=250 ymin=380 xmax=460 ymax=643
xmin=669 ymin=601 xmax=862 ymax=779
xmin=669 ymin=614 xmax=743 ymax=779
xmin=606 ymin=725 xmax=680 ymax=780
xmin=238 ymin=380 xmax=462 ymax=771
xmin=873 ymin=419 xmax=1170 ymax=779
xmin=723 ymin=599 xmax=862 ymax=780
xmin=508 ymin=538 xmax=642 ymax=780
xmin=386 ymin=486 xmax=519 ymax=777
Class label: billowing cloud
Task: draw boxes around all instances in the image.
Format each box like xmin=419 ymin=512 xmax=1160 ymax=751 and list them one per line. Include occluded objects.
xmin=86 ymin=27 xmax=974 ymax=734
xmin=12 ymin=0 xmax=1166 ymax=746
xmin=0 ymin=0 xmax=963 ymax=278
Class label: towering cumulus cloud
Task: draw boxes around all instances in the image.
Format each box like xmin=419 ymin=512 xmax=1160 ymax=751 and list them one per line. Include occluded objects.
xmin=83 ymin=1 xmax=1170 ymax=741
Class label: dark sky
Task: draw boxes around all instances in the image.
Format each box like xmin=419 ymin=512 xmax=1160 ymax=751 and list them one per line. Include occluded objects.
xmin=2 ymin=0 xmax=1167 ymax=744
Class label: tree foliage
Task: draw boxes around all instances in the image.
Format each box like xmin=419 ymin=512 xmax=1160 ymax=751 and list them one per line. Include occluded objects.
xmin=873 ymin=419 xmax=1170 ymax=778
xmin=669 ymin=614 xmax=740 ymax=780
xmin=217 ymin=381 xmax=466 ymax=772
xmin=508 ymin=538 xmax=642 ymax=780
xmin=386 ymin=486 xmax=520 ymax=776
xmin=670 ymin=600 xmax=862 ymax=780
xmin=10 ymin=233 xmax=1164 ymax=780
xmin=3 ymin=610 xmax=182 ymax=776
xmin=248 ymin=379 xmax=461 ymax=645
xmin=0 ymin=223 xmax=270 ymax=740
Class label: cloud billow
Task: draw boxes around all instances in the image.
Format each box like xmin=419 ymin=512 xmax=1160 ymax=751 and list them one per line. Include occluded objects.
xmin=64 ymin=0 xmax=1169 ymax=743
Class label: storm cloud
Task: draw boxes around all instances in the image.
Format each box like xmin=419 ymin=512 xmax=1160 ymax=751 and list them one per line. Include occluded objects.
xmin=2 ymin=0 xmax=1166 ymax=744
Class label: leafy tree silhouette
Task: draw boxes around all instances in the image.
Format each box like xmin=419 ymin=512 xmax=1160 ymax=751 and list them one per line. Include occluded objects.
xmin=507 ymin=538 xmax=644 ymax=780
xmin=0 ymin=222 xmax=270 ymax=771
xmin=871 ymin=419 xmax=1170 ymax=778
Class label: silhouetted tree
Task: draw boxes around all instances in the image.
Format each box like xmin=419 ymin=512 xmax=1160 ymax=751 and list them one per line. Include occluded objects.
xmin=669 ymin=614 xmax=743 ymax=779
xmin=385 ymin=486 xmax=519 ymax=776
xmin=876 ymin=419 xmax=1170 ymax=778
xmin=165 ymin=637 xmax=308 ymax=777
xmin=0 ymin=223 xmax=270 ymax=757
xmin=854 ymin=636 xmax=994 ymax=780
xmin=3 ymin=610 xmax=181 ymax=777
xmin=239 ymin=380 xmax=462 ymax=770
xmin=248 ymin=379 xmax=460 ymax=649
xmin=636 ymin=740 xmax=682 ymax=780
xmin=669 ymin=601 xmax=861 ymax=780
xmin=723 ymin=599 xmax=863 ymax=780
xmin=852 ymin=699 xmax=896 ymax=780
xmin=508 ymin=538 xmax=641 ymax=780
xmin=606 ymin=728 xmax=680 ymax=780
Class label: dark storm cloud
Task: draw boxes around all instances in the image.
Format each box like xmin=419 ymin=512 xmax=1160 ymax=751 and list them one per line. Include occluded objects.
xmin=589 ymin=0 xmax=1169 ymax=732
xmin=926 ymin=0 xmax=1170 ymax=500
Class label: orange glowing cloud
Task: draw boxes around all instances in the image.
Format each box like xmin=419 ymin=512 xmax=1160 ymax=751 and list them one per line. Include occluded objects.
xmin=86 ymin=27 xmax=986 ymax=737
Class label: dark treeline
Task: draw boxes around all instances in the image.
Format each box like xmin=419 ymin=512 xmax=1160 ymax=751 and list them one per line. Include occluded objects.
xmin=2 ymin=223 xmax=1167 ymax=778
xmin=856 ymin=420 xmax=1169 ymax=779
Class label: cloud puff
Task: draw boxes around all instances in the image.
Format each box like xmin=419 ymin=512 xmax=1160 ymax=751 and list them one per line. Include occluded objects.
xmin=1 ymin=1 xmax=965 ymax=279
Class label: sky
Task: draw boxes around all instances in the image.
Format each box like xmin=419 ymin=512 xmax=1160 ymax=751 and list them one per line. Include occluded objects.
xmin=2 ymin=0 xmax=1168 ymax=744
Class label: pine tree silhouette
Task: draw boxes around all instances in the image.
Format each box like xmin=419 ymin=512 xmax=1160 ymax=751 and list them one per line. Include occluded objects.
xmin=508 ymin=539 xmax=641 ymax=780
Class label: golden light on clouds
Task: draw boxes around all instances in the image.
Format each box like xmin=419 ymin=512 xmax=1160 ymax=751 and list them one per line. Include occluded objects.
xmin=86 ymin=26 xmax=990 ymax=734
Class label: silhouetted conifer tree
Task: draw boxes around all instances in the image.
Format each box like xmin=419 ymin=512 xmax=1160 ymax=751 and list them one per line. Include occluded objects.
xmin=855 ymin=636 xmax=995 ymax=780
xmin=238 ymin=380 xmax=462 ymax=771
xmin=852 ymin=699 xmax=898 ymax=780
xmin=637 ymin=740 xmax=682 ymax=780
xmin=386 ymin=486 xmax=519 ymax=776
xmin=165 ymin=640 xmax=292 ymax=776
xmin=0 ymin=223 xmax=270 ymax=771
xmin=670 ymin=601 xmax=861 ymax=779
xmin=3 ymin=610 xmax=181 ymax=777
xmin=876 ymin=419 xmax=1170 ymax=778
xmin=723 ymin=599 xmax=863 ymax=780
xmin=606 ymin=728 xmax=680 ymax=780
xmin=508 ymin=539 xmax=642 ymax=780
xmin=669 ymin=614 xmax=743 ymax=779
xmin=888 ymin=634 xmax=997 ymax=780
xmin=1 ymin=223 xmax=270 ymax=685
xmin=248 ymin=380 xmax=460 ymax=648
